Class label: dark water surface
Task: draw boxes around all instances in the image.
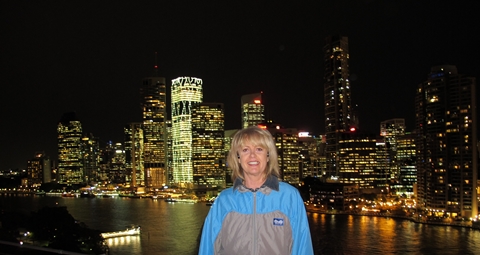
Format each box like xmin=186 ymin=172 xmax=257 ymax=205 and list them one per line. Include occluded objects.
xmin=2 ymin=195 xmax=479 ymax=255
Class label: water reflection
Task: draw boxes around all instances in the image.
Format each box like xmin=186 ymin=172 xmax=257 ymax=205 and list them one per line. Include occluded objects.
xmin=2 ymin=195 xmax=480 ymax=255
xmin=106 ymin=235 xmax=142 ymax=254
xmin=308 ymin=212 xmax=480 ymax=255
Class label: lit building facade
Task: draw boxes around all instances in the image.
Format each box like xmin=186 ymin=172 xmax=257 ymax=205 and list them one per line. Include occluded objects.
xmin=308 ymin=182 xmax=359 ymax=212
xmin=26 ymin=152 xmax=51 ymax=187
xmin=111 ymin=142 xmax=126 ymax=184
xmin=98 ymin=141 xmax=126 ymax=184
xmin=98 ymin=141 xmax=113 ymax=183
xmin=260 ymin=122 xmax=300 ymax=185
xmin=81 ymin=133 xmax=100 ymax=184
xmin=124 ymin=123 xmax=144 ymax=188
xmin=165 ymin=120 xmax=173 ymax=185
xmin=415 ymin=65 xmax=477 ymax=218
xmin=191 ymin=103 xmax=226 ymax=195
xmin=57 ymin=112 xmax=83 ymax=184
xmin=337 ymin=131 xmax=389 ymax=191
xmin=171 ymin=76 xmax=203 ymax=188
xmin=380 ymin=118 xmax=406 ymax=151
xmin=140 ymin=70 xmax=168 ymax=189
xmin=298 ymin=132 xmax=325 ymax=179
xmin=380 ymin=118 xmax=406 ymax=182
xmin=394 ymin=132 xmax=416 ymax=196
xmin=323 ymin=35 xmax=353 ymax=177
xmin=241 ymin=92 xmax=265 ymax=129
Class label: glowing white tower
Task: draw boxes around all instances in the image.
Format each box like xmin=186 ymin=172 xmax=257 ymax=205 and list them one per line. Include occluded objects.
xmin=171 ymin=77 xmax=203 ymax=188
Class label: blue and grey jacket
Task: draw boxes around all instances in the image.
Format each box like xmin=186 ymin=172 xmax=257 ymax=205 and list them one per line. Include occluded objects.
xmin=199 ymin=176 xmax=314 ymax=255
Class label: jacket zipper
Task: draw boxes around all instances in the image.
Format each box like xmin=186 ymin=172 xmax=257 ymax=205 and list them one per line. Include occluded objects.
xmin=253 ymin=191 xmax=257 ymax=255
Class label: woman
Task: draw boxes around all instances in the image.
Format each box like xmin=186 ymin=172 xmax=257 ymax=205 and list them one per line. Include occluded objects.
xmin=199 ymin=126 xmax=314 ymax=255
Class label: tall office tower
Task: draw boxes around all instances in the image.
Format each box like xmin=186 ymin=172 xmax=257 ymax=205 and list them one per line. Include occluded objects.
xmin=192 ymin=103 xmax=226 ymax=195
xmin=124 ymin=123 xmax=144 ymax=188
xmin=380 ymin=119 xmax=405 ymax=150
xmin=98 ymin=141 xmax=114 ymax=182
xmin=171 ymin=76 xmax=203 ymax=188
xmin=57 ymin=112 xmax=84 ymax=184
xmin=260 ymin=122 xmax=300 ymax=184
xmin=241 ymin=92 xmax=265 ymax=129
xmin=26 ymin=152 xmax=51 ymax=187
xmin=394 ymin=132 xmax=416 ymax=196
xmin=380 ymin=119 xmax=406 ymax=182
xmin=110 ymin=143 xmax=126 ymax=184
xmin=316 ymin=135 xmax=328 ymax=176
xmin=298 ymin=132 xmax=324 ymax=178
xmin=165 ymin=120 xmax=173 ymax=185
xmin=337 ymin=131 xmax=389 ymax=191
xmin=81 ymin=133 xmax=100 ymax=184
xmin=415 ymin=65 xmax=477 ymax=218
xmin=323 ymin=35 xmax=353 ymax=177
xmin=99 ymin=141 xmax=128 ymax=184
xmin=140 ymin=65 xmax=168 ymax=189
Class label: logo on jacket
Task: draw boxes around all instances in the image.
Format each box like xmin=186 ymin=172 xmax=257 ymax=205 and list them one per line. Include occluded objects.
xmin=273 ymin=218 xmax=284 ymax=226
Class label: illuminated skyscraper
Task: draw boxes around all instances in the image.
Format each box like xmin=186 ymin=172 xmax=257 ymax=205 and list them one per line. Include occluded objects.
xmin=394 ymin=132 xmax=416 ymax=196
xmin=260 ymin=122 xmax=300 ymax=184
xmin=140 ymin=65 xmax=167 ymax=189
xmin=81 ymin=133 xmax=100 ymax=184
xmin=57 ymin=112 xmax=83 ymax=184
xmin=192 ymin=103 xmax=226 ymax=194
xmin=26 ymin=152 xmax=51 ymax=187
xmin=298 ymin=133 xmax=325 ymax=178
xmin=380 ymin=118 xmax=406 ymax=182
xmin=165 ymin=120 xmax=173 ymax=185
xmin=171 ymin=76 xmax=203 ymax=188
xmin=337 ymin=131 xmax=389 ymax=191
xmin=323 ymin=35 xmax=353 ymax=177
xmin=241 ymin=92 xmax=264 ymax=129
xmin=124 ymin=123 xmax=144 ymax=188
xmin=380 ymin=119 xmax=406 ymax=151
xmin=415 ymin=65 xmax=477 ymax=218
xmin=99 ymin=141 xmax=126 ymax=184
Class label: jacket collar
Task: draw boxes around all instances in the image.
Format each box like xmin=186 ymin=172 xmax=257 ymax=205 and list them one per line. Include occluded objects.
xmin=233 ymin=175 xmax=280 ymax=194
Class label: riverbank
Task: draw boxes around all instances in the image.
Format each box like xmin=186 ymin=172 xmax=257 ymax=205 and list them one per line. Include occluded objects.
xmin=305 ymin=206 xmax=479 ymax=229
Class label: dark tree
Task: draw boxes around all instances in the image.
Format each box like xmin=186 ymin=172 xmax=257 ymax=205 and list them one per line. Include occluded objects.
xmin=26 ymin=206 xmax=107 ymax=254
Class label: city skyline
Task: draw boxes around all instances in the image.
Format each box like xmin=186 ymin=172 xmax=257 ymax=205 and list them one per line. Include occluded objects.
xmin=1 ymin=1 xmax=479 ymax=170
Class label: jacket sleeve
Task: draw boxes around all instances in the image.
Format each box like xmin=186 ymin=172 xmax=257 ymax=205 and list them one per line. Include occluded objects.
xmin=198 ymin=196 xmax=224 ymax=255
xmin=198 ymin=211 xmax=214 ymax=254
xmin=291 ymin=190 xmax=314 ymax=255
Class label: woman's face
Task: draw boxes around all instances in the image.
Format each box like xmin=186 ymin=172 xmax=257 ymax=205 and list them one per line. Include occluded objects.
xmin=238 ymin=141 xmax=268 ymax=178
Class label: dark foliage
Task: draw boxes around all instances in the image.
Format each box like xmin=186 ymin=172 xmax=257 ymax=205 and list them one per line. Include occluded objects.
xmin=0 ymin=208 xmax=28 ymax=242
xmin=0 ymin=176 xmax=22 ymax=188
xmin=27 ymin=206 xmax=79 ymax=242
xmin=0 ymin=206 xmax=108 ymax=254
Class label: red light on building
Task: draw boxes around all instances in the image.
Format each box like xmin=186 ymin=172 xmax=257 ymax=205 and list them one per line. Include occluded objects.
xmin=258 ymin=124 xmax=267 ymax=129
xmin=254 ymin=99 xmax=261 ymax=104
xmin=350 ymin=127 xmax=356 ymax=132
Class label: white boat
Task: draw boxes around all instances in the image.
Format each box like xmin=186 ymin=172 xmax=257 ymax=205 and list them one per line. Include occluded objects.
xmin=101 ymin=225 xmax=141 ymax=239
xmin=176 ymin=198 xmax=197 ymax=203
xmin=165 ymin=197 xmax=177 ymax=202
xmin=165 ymin=198 xmax=197 ymax=203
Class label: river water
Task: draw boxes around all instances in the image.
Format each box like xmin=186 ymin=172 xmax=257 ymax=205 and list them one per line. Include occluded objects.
xmin=1 ymin=194 xmax=479 ymax=255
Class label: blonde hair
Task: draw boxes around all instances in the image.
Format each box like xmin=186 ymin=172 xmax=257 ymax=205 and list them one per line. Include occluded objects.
xmin=227 ymin=126 xmax=280 ymax=182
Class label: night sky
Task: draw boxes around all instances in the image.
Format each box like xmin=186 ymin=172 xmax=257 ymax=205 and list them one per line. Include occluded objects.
xmin=1 ymin=1 xmax=479 ymax=170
